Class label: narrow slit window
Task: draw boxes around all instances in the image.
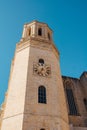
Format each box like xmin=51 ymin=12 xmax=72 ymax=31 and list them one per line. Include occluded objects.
xmin=48 ymin=32 xmax=50 ymax=40
xmin=28 ymin=28 xmax=31 ymax=36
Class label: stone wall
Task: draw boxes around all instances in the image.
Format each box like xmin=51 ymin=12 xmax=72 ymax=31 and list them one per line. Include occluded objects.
xmin=62 ymin=72 xmax=87 ymax=127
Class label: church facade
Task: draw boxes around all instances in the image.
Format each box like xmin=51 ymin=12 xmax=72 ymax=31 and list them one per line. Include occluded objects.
xmin=0 ymin=21 xmax=87 ymax=130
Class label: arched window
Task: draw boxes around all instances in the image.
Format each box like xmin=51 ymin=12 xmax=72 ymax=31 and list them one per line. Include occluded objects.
xmin=48 ymin=32 xmax=50 ymax=40
xmin=84 ymin=98 xmax=87 ymax=110
xmin=39 ymin=59 xmax=44 ymax=65
xmin=66 ymin=87 xmax=78 ymax=115
xmin=38 ymin=28 xmax=42 ymax=36
xmin=40 ymin=129 xmax=45 ymax=130
xmin=38 ymin=86 xmax=46 ymax=104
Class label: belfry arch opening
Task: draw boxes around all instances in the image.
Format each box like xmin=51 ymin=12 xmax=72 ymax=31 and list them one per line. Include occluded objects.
xmin=38 ymin=28 xmax=42 ymax=36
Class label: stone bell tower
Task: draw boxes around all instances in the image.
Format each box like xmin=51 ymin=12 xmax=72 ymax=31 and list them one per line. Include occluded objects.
xmin=1 ymin=20 xmax=70 ymax=130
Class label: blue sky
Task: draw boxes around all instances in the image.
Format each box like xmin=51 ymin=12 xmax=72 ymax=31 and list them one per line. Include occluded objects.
xmin=0 ymin=0 xmax=87 ymax=105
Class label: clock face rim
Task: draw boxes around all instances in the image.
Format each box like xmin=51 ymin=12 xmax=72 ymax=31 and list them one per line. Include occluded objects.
xmin=33 ymin=63 xmax=51 ymax=77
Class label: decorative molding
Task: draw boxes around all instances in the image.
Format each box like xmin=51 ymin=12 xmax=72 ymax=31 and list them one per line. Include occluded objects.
xmin=16 ymin=37 xmax=59 ymax=60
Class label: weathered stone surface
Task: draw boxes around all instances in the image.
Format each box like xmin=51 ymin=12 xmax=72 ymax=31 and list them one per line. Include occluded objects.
xmin=0 ymin=21 xmax=87 ymax=130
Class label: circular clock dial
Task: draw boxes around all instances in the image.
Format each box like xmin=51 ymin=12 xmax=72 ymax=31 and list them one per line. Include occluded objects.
xmin=34 ymin=63 xmax=51 ymax=76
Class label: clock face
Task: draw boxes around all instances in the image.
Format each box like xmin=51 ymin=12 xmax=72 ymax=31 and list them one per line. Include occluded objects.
xmin=33 ymin=63 xmax=51 ymax=77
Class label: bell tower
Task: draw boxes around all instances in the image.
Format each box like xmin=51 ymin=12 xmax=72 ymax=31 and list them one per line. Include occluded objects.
xmin=1 ymin=20 xmax=70 ymax=130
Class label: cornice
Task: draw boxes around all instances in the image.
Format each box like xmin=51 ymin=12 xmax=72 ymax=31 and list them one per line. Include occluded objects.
xmin=16 ymin=37 xmax=59 ymax=59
